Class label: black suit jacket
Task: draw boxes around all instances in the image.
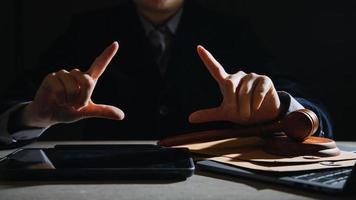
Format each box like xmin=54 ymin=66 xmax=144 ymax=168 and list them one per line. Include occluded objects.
xmin=1 ymin=0 xmax=333 ymax=142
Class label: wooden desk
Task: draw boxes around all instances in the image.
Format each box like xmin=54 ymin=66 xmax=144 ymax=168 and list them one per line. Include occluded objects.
xmin=0 ymin=141 xmax=355 ymax=200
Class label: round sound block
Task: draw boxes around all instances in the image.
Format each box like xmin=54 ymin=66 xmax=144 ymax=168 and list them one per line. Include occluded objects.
xmin=263 ymin=136 xmax=340 ymax=157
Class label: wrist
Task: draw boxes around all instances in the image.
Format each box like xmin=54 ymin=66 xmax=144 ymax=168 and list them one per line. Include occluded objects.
xmin=277 ymin=91 xmax=305 ymax=117
xmin=20 ymin=103 xmax=53 ymax=128
xmin=7 ymin=103 xmax=47 ymax=134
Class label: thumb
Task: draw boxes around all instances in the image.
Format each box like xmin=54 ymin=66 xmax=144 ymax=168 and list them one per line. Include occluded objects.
xmin=78 ymin=102 xmax=125 ymax=120
xmin=189 ymin=107 xmax=223 ymax=123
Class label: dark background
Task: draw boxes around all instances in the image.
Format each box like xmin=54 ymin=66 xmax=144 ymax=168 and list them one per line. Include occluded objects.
xmin=0 ymin=0 xmax=355 ymax=140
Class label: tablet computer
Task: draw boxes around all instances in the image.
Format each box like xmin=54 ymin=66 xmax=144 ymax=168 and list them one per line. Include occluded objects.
xmin=0 ymin=144 xmax=195 ymax=180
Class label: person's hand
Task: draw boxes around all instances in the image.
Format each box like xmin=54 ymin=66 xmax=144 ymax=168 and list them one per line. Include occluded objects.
xmin=21 ymin=42 xmax=124 ymax=128
xmin=189 ymin=45 xmax=282 ymax=125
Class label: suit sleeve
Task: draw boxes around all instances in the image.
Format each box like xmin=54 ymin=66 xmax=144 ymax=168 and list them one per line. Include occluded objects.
xmin=0 ymin=15 xmax=84 ymax=149
xmin=0 ymin=102 xmax=49 ymax=149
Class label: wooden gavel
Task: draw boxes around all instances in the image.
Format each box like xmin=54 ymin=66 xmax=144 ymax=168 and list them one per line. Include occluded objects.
xmin=158 ymin=109 xmax=320 ymax=147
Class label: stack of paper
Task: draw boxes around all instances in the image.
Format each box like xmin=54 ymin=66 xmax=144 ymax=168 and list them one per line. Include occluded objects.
xmin=177 ymin=137 xmax=356 ymax=172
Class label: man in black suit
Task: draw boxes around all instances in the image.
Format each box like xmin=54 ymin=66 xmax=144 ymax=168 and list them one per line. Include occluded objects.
xmin=0 ymin=0 xmax=332 ymax=147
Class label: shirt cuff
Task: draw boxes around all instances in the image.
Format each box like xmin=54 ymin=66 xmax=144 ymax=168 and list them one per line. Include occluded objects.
xmin=0 ymin=102 xmax=49 ymax=145
xmin=277 ymin=91 xmax=305 ymax=117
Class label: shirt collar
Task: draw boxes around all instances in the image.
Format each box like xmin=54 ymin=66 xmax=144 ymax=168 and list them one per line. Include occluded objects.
xmin=138 ymin=7 xmax=183 ymax=36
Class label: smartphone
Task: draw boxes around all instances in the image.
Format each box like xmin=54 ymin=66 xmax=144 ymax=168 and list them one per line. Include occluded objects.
xmin=0 ymin=144 xmax=195 ymax=180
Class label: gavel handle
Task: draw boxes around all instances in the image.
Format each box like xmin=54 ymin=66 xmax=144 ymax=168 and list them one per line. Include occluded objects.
xmin=158 ymin=109 xmax=319 ymax=147
xmin=157 ymin=125 xmax=279 ymax=147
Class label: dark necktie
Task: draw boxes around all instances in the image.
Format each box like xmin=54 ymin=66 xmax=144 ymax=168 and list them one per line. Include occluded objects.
xmin=148 ymin=27 xmax=169 ymax=76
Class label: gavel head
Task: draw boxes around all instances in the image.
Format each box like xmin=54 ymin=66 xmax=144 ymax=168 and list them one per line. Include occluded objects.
xmin=282 ymin=109 xmax=320 ymax=141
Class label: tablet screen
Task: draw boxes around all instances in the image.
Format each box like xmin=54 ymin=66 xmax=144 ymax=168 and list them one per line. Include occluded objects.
xmin=0 ymin=147 xmax=192 ymax=170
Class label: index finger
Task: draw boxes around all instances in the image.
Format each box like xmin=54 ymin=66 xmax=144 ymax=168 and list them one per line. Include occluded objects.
xmin=87 ymin=41 xmax=119 ymax=80
xmin=197 ymin=45 xmax=228 ymax=84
